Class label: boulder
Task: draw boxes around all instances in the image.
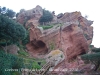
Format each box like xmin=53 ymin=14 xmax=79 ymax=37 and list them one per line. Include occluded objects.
xmin=57 ymin=13 xmax=64 ymax=19
xmin=45 ymin=49 xmax=65 ymax=66
xmin=3 ymin=45 xmax=19 ymax=55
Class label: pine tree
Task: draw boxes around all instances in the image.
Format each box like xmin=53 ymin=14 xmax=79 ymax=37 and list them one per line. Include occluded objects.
xmin=81 ymin=48 xmax=100 ymax=71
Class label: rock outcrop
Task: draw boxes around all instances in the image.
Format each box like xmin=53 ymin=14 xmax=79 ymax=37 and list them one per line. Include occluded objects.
xmin=25 ymin=11 xmax=93 ymax=59
xmin=51 ymin=56 xmax=95 ymax=75
xmin=58 ymin=11 xmax=93 ymax=45
xmin=60 ymin=24 xmax=88 ymax=61
xmin=26 ymin=25 xmax=48 ymax=58
xmin=16 ymin=5 xmax=43 ymax=27
xmin=19 ymin=11 xmax=94 ymax=75
xmin=45 ymin=50 xmax=65 ymax=66
xmin=78 ymin=16 xmax=93 ymax=45
xmin=60 ymin=11 xmax=81 ymax=23
xmin=17 ymin=11 xmax=93 ymax=74
xmin=3 ymin=45 xmax=19 ymax=55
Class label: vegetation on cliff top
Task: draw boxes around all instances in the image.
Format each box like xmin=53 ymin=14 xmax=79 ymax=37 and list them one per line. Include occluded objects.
xmin=39 ymin=9 xmax=53 ymax=25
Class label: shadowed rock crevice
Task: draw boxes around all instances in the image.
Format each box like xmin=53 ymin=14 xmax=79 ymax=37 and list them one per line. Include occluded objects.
xmin=31 ymin=40 xmax=46 ymax=49
xmin=26 ymin=39 xmax=48 ymax=58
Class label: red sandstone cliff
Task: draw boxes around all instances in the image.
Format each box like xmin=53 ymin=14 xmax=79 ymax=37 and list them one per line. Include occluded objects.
xmin=16 ymin=5 xmax=43 ymax=27
xmin=17 ymin=9 xmax=94 ymax=73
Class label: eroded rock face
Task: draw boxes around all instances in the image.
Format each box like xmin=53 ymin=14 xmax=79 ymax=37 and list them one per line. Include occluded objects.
xmin=3 ymin=45 xmax=19 ymax=55
xmin=59 ymin=11 xmax=93 ymax=45
xmin=16 ymin=5 xmax=43 ymax=26
xmin=59 ymin=11 xmax=81 ymax=23
xmin=52 ymin=57 xmax=94 ymax=75
xmin=59 ymin=24 xmax=88 ymax=61
xmin=26 ymin=25 xmax=48 ymax=58
xmin=26 ymin=40 xmax=48 ymax=58
xmin=25 ymin=11 xmax=93 ymax=60
xmin=78 ymin=16 xmax=93 ymax=44
xmin=50 ymin=24 xmax=90 ymax=74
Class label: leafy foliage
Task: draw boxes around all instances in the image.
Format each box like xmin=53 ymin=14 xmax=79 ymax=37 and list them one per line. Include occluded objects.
xmin=39 ymin=9 xmax=53 ymax=24
xmin=20 ymin=55 xmax=46 ymax=70
xmin=0 ymin=50 xmax=24 ymax=75
xmin=0 ymin=15 xmax=26 ymax=46
xmin=0 ymin=49 xmax=46 ymax=75
xmin=81 ymin=48 xmax=100 ymax=71
xmin=18 ymin=44 xmax=29 ymax=57
xmin=49 ymin=42 xmax=55 ymax=50
xmin=0 ymin=6 xmax=15 ymax=18
xmin=92 ymin=48 xmax=100 ymax=53
xmin=81 ymin=52 xmax=100 ymax=61
xmin=39 ymin=25 xmax=53 ymax=30
xmin=22 ymin=30 xmax=30 ymax=45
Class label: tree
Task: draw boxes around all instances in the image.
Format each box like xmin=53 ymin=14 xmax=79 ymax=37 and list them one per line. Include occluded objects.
xmin=0 ymin=15 xmax=26 ymax=46
xmin=39 ymin=9 xmax=53 ymax=25
xmin=6 ymin=9 xmax=15 ymax=18
xmin=0 ymin=50 xmax=24 ymax=75
xmin=81 ymin=48 xmax=100 ymax=71
xmin=0 ymin=6 xmax=15 ymax=18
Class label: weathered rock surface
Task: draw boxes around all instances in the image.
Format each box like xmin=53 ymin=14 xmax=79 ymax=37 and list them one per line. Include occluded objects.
xmin=60 ymin=24 xmax=88 ymax=61
xmin=26 ymin=40 xmax=48 ymax=58
xmin=24 ymin=11 xmax=93 ymax=64
xmin=51 ymin=56 xmax=95 ymax=75
xmin=78 ymin=16 xmax=93 ymax=45
xmin=16 ymin=5 xmax=43 ymax=26
xmin=25 ymin=25 xmax=48 ymax=58
xmin=60 ymin=11 xmax=81 ymax=23
xmin=59 ymin=11 xmax=93 ymax=45
xmin=45 ymin=50 xmax=65 ymax=66
xmin=3 ymin=45 xmax=19 ymax=55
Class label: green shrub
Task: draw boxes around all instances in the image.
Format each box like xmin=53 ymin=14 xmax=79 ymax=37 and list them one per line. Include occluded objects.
xmin=22 ymin=30 xmax=30 ymax=45
xmin=17 ymin=44 xmax=29 ymax=57
xmin=81 ymin=52 xmax=100 ymax=61
xmin=32 ymin=62 xmax=41 ymax=69
xmin=18 ymin=50 xmax=29 ymax=57
xmin=81 ymin=48 xmax=100 ymax=71
xmin=49 ymin=42 xmax=55 ymax=50
xmin=0 ymin=50 xmax=24 ymax=75
xmin=0 ymin=15 xmax=26 ymax=46
xmin=41 ymin=25 xmax=53 ymax=30
xmin=0 ymin=6 xmax=15 ymax=18
xmin=92 ymin=48 xmax=100 ymax=53
xmin=39 ymin=9 xmax=53 ymax=24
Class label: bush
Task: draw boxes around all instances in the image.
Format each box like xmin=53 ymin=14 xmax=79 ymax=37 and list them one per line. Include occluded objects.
xmin=22 ymin=30 xmax=30 ymax=45
xmin=81 ymin=52 xmax=100 ymax=61
xmin=0 ymin=50 xmax=24 ymax=75
xmin=92 ymin=48 xmax=100 ymax=53
xmin=41 ymin=25 xmax=53 ymax=30
xmin=0 ymin=15 xmax=26 ymax=46
xmin=81 ymin=48 xmax=100 ymax=71
xmin=0 ymin=6 xmax=15 ymax=18
xmin=39 ymin=9 xmax=53 ymax=24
